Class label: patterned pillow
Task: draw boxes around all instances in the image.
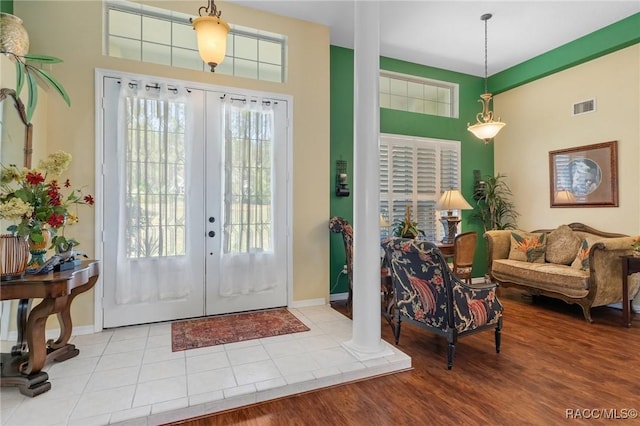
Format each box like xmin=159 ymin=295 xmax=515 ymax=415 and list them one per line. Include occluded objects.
xmin=545 ymin=225 xmax=582 ymax=265
xmin=508 ymin=231 xmax=546 ymax=263
xmin=571 ymin=238 xmax=597 ymax=271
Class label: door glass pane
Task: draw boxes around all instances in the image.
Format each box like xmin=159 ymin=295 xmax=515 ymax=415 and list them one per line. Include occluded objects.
xmin=124 ymin=97 xmax=187 ymax=258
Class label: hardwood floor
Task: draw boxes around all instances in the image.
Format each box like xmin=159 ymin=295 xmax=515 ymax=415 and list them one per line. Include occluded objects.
xmin=166 ymin=288 xmax=640 ymax=425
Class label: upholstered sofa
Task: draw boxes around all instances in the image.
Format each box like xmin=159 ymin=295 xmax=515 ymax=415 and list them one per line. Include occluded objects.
xmin=485 ymin=223 xmax=640 ymax=322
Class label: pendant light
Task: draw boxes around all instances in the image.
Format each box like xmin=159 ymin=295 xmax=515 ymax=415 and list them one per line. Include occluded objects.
xmin=191 ymin=0 xmax=230 ymax=72
xmin=468 ymin=13 xmax=505 ymax=144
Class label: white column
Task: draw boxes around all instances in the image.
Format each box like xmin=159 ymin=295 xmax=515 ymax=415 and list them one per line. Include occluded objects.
xmin=342 ymin=0 xmax=392 ymax=360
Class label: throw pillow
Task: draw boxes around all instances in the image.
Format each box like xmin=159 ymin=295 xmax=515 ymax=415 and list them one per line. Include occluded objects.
xmin=545 ymin=225 xmax=582 ymax=265
xmin=571 ymin=238 xmax=597 ymax=271
xmin=508 ymin=231 xmax=546 ymax=263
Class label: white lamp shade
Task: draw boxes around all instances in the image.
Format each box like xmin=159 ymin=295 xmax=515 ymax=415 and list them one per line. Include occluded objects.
xmin=468 ymin=120 xmax=506 ymax=141
xmin=192 ymin=15 xmax=230 ymax=69
xmin=435 ymin=189 xmax=473 ymax=211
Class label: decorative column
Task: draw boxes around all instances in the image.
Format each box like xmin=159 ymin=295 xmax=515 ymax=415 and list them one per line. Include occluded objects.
xmin=342 ymin=1 xmax=392 ymax=360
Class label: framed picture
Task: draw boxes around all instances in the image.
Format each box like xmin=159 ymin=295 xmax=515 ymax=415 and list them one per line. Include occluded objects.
xmin=549 ymin=141 xmax=618 ymax=207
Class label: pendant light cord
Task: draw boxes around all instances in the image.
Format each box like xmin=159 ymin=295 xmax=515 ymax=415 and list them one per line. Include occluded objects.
xmin=484 ymin=16 xmax=488 ymax=94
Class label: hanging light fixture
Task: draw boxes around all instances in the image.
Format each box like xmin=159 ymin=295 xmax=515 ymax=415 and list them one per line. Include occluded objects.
xmin=191 ymin=0 xmax=230 ymax=72
xmin=468 ymin=13 xmax=505 ymax=144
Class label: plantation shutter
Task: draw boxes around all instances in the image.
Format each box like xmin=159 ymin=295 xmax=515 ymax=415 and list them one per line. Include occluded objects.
xmin=379 ymin=134 xmax=461 ymax=242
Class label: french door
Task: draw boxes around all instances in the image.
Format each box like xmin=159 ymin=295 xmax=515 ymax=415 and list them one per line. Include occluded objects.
xmin=100 ymin=73 xmax=289 ymax=328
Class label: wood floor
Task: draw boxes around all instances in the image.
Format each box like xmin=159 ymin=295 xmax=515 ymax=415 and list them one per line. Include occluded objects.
xmin=166 ymin=288 xmax=640 ymax=425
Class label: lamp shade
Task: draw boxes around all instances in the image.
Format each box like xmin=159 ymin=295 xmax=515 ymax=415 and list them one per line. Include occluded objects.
xmin=192 ymin=15 xmax=230 ymax=71
xmin=554 ymin=189 xmax=576 ymax=204
xmin=435 ymin=189 xmax=473 ymax=212
xmin=468 ymin=120 xmax=506 ymax=141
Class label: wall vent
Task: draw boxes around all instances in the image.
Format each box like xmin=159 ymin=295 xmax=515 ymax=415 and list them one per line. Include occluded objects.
xmin=572 ymin=98 xmax=596 ymax=116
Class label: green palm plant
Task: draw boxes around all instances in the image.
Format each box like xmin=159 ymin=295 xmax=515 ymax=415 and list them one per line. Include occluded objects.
xmin=470 ymin=173 xmax=519 ymax=232
xmin=2 ymin=51 xmax=70 ymax=123
xmin=391 ymin=205 xmax=425 ymax=238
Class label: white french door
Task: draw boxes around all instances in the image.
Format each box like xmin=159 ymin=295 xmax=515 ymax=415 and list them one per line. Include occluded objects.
xmin=100 ymin=73 xmax=289 ymax=328
xmin=204 ymin=93 xmax=289 ymax=315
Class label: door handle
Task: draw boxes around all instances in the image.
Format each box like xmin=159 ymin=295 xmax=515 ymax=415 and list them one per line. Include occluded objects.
xmin=208 ymin=231 xmax=216 ymax=238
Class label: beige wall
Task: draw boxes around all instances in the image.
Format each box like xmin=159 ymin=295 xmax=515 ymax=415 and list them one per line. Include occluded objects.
xmin=12 ymin=0 xmax=330 ymax=329
xmin=493 ymin=45 xmax=640 ymax=235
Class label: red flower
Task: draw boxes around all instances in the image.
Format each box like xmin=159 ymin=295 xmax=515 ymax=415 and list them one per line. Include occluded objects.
xmin=83 ymin=194 xmax=94 ymax=205
xmin=64 ymin=179 xmax=71 ymax=188
xmin=47 ymin=213 xmax=65 ymax=228
xmin=25 ymin=172 xmax=45 ymax=185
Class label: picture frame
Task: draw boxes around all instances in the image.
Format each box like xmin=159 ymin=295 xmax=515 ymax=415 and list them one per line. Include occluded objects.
xmin=549 ymin=141 xmax=618 ymax=207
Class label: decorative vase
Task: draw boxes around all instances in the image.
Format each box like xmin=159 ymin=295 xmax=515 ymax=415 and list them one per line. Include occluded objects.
xmin=0 ymin=234 xmax=30 ymax=281
xmin=0 ymin=13 xmax=30 ymax=56
xmin=26 ymin=230 xmax=51 ymax=273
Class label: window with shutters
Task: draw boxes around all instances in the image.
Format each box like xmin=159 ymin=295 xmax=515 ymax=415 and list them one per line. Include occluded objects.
xmin=380 ymin=134 xmax=461 ymax=242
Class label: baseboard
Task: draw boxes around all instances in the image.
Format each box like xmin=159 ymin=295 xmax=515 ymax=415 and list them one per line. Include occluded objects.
xmin=330 ymin=292 xmax=349 ymax=302
xmin=5 ymin=324 xmax=96 ymax=342
xmin=607 ymin=302 xmax=640 ymax=313
xmin=289 ymin=298 xmax=327 ymax=308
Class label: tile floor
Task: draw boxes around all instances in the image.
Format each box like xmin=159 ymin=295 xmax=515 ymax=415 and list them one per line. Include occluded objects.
xmin=0 ymin=305 xmax=411 ymax=426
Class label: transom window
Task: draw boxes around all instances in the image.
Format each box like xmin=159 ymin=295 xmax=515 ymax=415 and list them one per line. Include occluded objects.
xmin=380 ymin=71 xmax=458 ymax=118
xmin=104 ymin=1 xmax=286 ymax=82
xmin=380 ymin=134 xmax=461 ymax=241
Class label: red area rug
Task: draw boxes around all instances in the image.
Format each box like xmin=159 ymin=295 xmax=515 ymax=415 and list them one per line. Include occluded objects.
xmin=171 ymin=307 xmax=310 ymax=352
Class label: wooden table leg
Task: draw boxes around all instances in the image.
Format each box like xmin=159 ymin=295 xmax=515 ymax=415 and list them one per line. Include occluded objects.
xmin=622 ymin=258 xmax=631 ymax=327
xmin=20 ymin=296 xmax=66 ymax=375
xmin=11 ymin=299 xmax=32 ymax=356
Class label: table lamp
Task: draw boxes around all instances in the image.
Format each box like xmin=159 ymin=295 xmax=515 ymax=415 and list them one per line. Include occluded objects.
xmin=435 ymin=189 xmax=473 ymax=244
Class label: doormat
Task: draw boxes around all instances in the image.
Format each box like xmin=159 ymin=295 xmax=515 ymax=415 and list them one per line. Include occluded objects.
xmin=171 ymin=307 xmax=310 ymax=352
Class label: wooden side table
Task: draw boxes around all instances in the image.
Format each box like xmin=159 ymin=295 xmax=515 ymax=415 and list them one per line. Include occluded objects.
xmin=0 ymin=260 xmax=100 ymax=396
xmin=621 ymin=255 xmax=640 ymax=327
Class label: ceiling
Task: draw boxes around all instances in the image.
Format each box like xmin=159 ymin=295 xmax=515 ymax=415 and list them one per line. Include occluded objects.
xmin=229 ymin=0 xmax=640 ymax=77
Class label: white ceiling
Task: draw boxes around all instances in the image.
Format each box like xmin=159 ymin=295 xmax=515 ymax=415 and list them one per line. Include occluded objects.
xmin=229 ymin=0 xmax=640 ymax=77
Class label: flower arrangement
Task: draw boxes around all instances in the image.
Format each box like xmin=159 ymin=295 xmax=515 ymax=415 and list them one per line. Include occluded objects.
xmin=0 ymin=151 xmax=93 ymax=251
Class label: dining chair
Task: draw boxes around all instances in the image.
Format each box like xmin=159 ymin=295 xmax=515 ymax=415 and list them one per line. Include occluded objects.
xmin=328 ymin=217 xmax=353 ymax=312
xmin=450 ymin=231 xmax=477 ymax=284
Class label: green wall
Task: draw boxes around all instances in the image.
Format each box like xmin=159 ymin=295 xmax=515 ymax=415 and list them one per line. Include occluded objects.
xmin=329 ymin=46 xmax=493 ymax=295
xmin=490 ymin=12 xmax=640 ymax=94
xmin=1 ymin=0 xmax=13 ymax=14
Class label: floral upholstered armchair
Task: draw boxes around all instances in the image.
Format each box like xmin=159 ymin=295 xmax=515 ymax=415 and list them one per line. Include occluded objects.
xmin=382 ymin=238 xmax=503 ymax=369
xmin=329 ymin=217 xmax=354 ymax=311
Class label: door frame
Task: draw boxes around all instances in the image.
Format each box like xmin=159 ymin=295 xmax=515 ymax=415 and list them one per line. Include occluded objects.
xmin=93 ymin=68 xmax=294 ymax=332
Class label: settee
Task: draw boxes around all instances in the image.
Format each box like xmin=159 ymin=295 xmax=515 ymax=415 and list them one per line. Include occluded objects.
xmin=485 ymin=223 xmax=640 ymax=322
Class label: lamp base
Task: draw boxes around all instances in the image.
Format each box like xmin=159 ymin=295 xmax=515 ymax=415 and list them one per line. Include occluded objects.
xmin=440 ymin=216 xmax=461 ymax=245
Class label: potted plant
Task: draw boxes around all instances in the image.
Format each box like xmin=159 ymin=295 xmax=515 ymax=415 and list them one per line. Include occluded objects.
xmin=470 ymin=173 xmax=519 ymax=232
xmin=1 ymin=50 xmax=70 ymax=123
xmin=391 ymin=205 xmax=425 ymax=238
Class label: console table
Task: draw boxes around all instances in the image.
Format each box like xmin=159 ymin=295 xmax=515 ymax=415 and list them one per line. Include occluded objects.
xmin=0 ymin=260 xmax=100 ymax=396
xmin=621 ymin=255 xmax=640 ymax=327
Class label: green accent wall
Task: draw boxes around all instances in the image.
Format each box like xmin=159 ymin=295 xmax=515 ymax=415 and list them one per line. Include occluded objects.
xmin=1 ymin=0 xmax=13 ymax=14
xmin=329 ymin=46 xmax=494 ymax=295
xmin=490 ymin=13 xmax=640 ymax=94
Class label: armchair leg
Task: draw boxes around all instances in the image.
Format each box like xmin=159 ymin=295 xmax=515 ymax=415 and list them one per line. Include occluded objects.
xmin=447 ymin=332 xmax=456 ymax=370
xmin=447 ymin=341 xmax=455 ymax=370
xmin=394 ymin=309 xmax=402 ymax=345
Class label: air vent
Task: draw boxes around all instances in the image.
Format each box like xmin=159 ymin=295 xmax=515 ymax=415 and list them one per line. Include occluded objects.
xmin=573 ymin=98 xmax=596 ymax=116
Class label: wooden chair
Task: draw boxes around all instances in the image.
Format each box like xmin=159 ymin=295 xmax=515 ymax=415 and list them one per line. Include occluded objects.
xmin=382 ymin=238 xmax=503 ymax=369
xmin=328 ymin=217 xmax=353 ymax=312
xmin=450 ymin=231 xmax=477 ymax=284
